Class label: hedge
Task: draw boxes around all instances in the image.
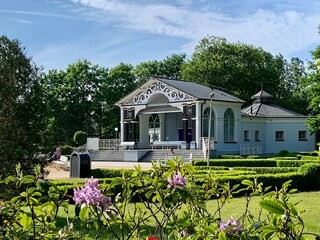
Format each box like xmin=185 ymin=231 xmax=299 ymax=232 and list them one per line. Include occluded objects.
xmin=277 ymin=160 xmax=320 ymax=167
xmin=193 ymin=159 xmax=277 ymax=167
xmin=219 ymin=155 xmax=242 ymax=159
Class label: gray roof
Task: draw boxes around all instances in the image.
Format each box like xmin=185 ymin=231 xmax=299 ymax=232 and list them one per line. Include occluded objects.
xmin=156 ymin=78 xmax=245 ymax=103
xmin=241 ymin=103 xmax=305 ymax=118
xmin=251 ymin=90 xmax=273 ymax=99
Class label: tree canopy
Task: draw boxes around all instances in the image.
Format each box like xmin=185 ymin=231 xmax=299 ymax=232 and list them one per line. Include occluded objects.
xmin=0 ymin=35 xmax=45 ymax=177
xmin=305 ymin=44 xmax=320 ymax=134
xmin=181 ymin=36 xmax=301 ymax=108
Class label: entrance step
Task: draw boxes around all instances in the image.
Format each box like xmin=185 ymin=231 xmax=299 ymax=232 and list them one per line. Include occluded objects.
xmin=139 ymin=149 xmax=204 ymax=162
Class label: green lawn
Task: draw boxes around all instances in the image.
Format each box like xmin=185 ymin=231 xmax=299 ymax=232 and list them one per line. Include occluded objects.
xmin=53 ymin=191 xmax=320 ymax=239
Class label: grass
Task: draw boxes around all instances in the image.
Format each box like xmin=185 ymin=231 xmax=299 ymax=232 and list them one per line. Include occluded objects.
xmin=52 ymin=191 xmax=320 ymax=239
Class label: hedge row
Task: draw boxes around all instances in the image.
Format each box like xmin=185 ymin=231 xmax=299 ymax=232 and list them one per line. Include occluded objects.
xmin=193 ymin=159 xmax=320 ymax=168
xmin=193 ymin=159 xmax=277 ymax=167
xmin=49 ymin=163 xmax=320 ymax=202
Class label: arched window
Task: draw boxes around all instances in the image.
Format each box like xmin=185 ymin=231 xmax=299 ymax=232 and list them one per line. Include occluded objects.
xmin=149 ymin=114 xmax=160 ymax=142
xmin=224 ymin=108 xmax=235 ymax=142
xmin=203 ymin=107 xmax=214 ymax=138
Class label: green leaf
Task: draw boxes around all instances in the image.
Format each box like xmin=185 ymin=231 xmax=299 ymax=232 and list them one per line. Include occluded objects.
xmin=288 ymin=202 xmax=299 ymax=216
xmin=21 ymin=175 xmax=35 ymax=185
xmin=79 ymin=205 xmax=89 ymax=222
xmin=61 ymin=201 xmax=69 ymax=209
xmin=109 ymin=177 xmax=125 ymax=189
xmin=20 ymin=213 xmax=32 ymax=229
xmin=241 ymin=179 xmax=254 ymax=187
xmin=259 ymin=200 xmax=285 ymax=214
xmin=203 ymin=226 xmax=215 ymax=234
xmin=181 ymin=163 xmax=194 ymax=173
xmin=218 ymin=231 xmax=227 ymax=240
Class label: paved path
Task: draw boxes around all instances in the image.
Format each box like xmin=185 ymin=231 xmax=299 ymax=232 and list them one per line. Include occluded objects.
xmin=46 ymin=161 xmax=153 ymax=180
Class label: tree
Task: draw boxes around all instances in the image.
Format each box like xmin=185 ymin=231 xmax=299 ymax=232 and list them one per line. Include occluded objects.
xmin=0 ymin=35 xmax=46 ymax=177
xmin=42 ymin=60 xmax=109 ymax=146
xmin=281 ymin=57 xmax=309 ymax=114
xmin=102 ymin=63 xmax=137 ymax=138
xmin=181 ymin=36 xmax=290 ymax=105
xmin=305 ymin=44 xmax=320 ymax=134
xmin=134 ymin=54 xmax=186 ymax=84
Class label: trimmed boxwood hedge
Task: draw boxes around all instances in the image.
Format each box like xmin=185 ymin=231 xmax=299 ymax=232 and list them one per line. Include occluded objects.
xmin=193 ymin=159 xmax=277 ymax=167
xmin=276 ymin=160 xmax=320 ymax=167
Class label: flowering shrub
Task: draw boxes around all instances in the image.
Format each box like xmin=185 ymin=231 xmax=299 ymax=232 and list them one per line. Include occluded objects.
xmin=73 ymin=177 xmax=112 ymax=209
xmin=219 ymin=216 xmax=242 ymax=234
xmin=167 ymin=171 xmax=186 ymax=189
xmin=0 ymin=160 xmax=320 ymax=239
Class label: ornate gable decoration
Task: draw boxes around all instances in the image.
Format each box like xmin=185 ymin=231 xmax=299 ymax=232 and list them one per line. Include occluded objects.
xmin=124 ymin=81 xmax=194 ymax=105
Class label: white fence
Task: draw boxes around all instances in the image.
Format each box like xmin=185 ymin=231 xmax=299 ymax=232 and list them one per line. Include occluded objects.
xmin=240 ymin=144 xmax=262 ymax=156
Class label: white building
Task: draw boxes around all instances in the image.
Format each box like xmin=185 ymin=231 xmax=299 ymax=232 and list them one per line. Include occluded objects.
xmin=115 ymin=77 xmax=315 ymax=156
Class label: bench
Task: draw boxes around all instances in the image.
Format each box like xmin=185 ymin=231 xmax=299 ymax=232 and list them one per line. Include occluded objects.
xmin=120 ymin=141 xmax=135 ymax=150
xmin=51 ymin=155 xmax=69 ymax=170
xmin=152 ymin=141 xmax=183 ymax=149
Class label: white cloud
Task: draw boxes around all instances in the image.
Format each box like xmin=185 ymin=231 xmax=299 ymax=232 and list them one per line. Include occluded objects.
xmin=69 ymin=0 xmax=320 ymax=58
xmin=0 ymin=9 xmax=77 ymax=20
xmin=10 ymin=18 xmax=33 ymax=24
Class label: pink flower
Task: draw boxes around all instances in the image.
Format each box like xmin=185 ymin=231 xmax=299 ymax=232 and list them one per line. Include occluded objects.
xmin=73 ymin=178 xmax=112 ymax=209
xmin=167 ymin=172 xmax=186 ymax=189
xmin=219 ymin=216 xmax=242 ymax=234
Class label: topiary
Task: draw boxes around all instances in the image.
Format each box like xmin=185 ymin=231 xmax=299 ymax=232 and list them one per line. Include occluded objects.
xmin=277 ymin=149 xmax=289 ymax=157
xmin=73 ymin=131 xmax=88 ymax=146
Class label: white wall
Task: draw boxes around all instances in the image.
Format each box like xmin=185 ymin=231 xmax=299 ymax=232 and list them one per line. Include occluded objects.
xmin=265 ymin=118 xmax=315 ymax=154
xmin=241 ymin=117 xmax=315 ymax=155
xmin=204 ymin=101 xmax=243 ymax=155
xmin=241 ymin=117 xmax=267 ymax=153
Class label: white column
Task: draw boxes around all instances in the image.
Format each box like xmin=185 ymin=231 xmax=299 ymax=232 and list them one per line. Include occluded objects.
xmin=120 ymin=107 xmax=124 ymax=143
xmin=195 ymin=102 xmax=202 ymax=148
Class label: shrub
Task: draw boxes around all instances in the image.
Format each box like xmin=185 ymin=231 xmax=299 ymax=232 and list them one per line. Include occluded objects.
xmin=73 ymin=131 xmax=88 ymax=146
xmin=91 ymin=168 xmax=137 ymax=178
xmin=193 ymin=159 xmax=277 ymax=167
xmin=274 ymin=157 xmax=298 ymax=160
xmin=277 ymin=149 xmax=289 ymax=157
xmin=246 ymin=155 xmax=264 ymax=159
xmin=277 ymin=160 xmax=320 ymax=167
xmin=298 ymin=163 xmax=320 ymax=190
xmin=60 ymin=145 xmax=73 ymax=155
xmin=300 ymin=155 xmax=319 ymax=161
xmin=219 ymin=155 xmax=242 ymax=159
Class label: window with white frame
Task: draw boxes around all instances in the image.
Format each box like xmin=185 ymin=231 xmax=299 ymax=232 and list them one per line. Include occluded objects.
xmin=298 ymin=130 xmax=307 ymax=141
xmin=203 ymin=107 xmax=215 ymax=138
xmin=224 ymin=108 xmax=235 ymax=142
xmin=244 ymin=130 xmax=249 ymax=141
xmin=275 ymin=131 xmax=284 ymax=141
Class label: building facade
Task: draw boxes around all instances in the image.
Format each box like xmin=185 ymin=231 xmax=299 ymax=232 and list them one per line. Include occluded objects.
xmin=115 ymin=77 xmax=315 ymax=156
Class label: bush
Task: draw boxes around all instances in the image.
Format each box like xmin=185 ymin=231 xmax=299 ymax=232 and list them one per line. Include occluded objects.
xmin=246 ymin=155 xmax=264 ymax=159
xmin=60 ymin=145 xmax=73 ymax=156
xmin=274 ymin=157 xmax=298 ymax=160
xmin=300 ymin=155 xmax=319 ymax=161
xmin=219 ymin=155 xmax=242 ymax=159
xmin=193 ymin=159 xmax=277 ymax=167
xmin=277 ymin=160 xmax=320 ymax=167
xmin=277 ymin=149 xmax=289 ymax=157
xmin=73 ymin=131 xmax=88 ymax=145
xmin=91 ymin=168 xmax=136 ymax=178
xmin=298 ymin=163 xmax=320 ymax=190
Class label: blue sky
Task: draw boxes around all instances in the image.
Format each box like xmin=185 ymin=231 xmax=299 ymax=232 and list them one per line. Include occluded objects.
xmin=1 ymin=0 xmax=319 ymax=71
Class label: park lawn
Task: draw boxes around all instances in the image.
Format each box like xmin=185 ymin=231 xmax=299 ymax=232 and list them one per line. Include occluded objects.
xmin=52 ymin=191 xmax=320 ymax=239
